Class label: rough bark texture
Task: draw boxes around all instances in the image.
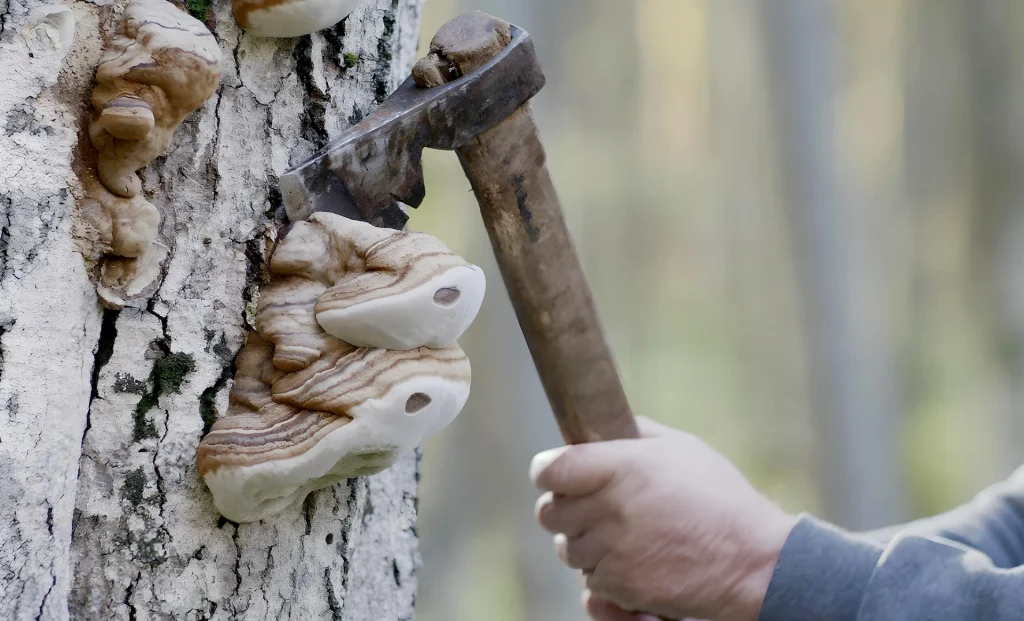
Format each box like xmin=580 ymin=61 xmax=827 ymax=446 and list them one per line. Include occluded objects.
xmin=0 ymin=0 xmax=424 ymax=619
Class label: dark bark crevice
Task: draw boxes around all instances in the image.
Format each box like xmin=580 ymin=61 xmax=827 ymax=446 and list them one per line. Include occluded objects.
xmin=0 ymin=0 xmax=10 ymax=38
xmin=323 ymin=19 xmax=347 ymax=72
xmin=336 ymin=477 xmax=362 ymax=611
xmin=124 ymin=571 xmax=141 ymax=621
xmin=294 ymin=37 xmax=330 ymax=146
xmin=0 ymin=194 xmax=11 ymax=280
xmin=228 ymin=519 xmax=242 ymax=597
xmin=373 ymin=1 xmax=400 ymax=105
xmin=33 ymin=572 xmax=55 ymax=621
xmin=198 ymin=355 xmax=235 ymax=436
xmin=88 ymin=310 xmax=119 ymax=405
xmin=0 ymin=322 xmax=8 ymax=388
xmin=83 ymin=309 xmax=120 ymax=448
xmin=324 ymin=568 xmax=343 ymax=621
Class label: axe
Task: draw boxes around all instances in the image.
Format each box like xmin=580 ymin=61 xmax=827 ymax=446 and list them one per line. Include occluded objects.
xmin=280 ymin=11 xmax=639 ymax=446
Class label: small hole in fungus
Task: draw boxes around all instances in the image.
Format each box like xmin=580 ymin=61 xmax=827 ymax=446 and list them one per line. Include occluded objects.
xmin=433 ymin=287 xmax=461 ymax=307
xmin=405 ymin=393 xmax=432 ymax=414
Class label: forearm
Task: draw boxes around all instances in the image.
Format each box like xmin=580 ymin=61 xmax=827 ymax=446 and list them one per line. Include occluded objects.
xmin=760 ymin=515 xmax=1024 ymax=621
xmin=861 ymin=466 xmax=1024 ymax=568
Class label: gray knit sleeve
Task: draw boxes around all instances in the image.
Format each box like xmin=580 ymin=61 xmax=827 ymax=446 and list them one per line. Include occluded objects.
xmin=760 ymin=515 xmax=1024 ymax=621
xmin=759 ymin=468 xmax=1024 ymax=620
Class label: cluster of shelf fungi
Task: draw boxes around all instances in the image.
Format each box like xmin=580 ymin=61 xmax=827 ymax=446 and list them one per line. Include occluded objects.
xmin=76 ymin=0 xmax=486 ymax=522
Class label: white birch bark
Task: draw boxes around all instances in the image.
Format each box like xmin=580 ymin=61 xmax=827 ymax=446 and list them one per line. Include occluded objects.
xmin=0 ymin=0 xmax=425 ymax=618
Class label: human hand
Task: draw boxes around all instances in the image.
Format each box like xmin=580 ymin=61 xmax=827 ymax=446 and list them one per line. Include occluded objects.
xmin=583 ymin=590 xmax=704 ymax=621
xmin=530 ymin=418 xmax=797 ymax=621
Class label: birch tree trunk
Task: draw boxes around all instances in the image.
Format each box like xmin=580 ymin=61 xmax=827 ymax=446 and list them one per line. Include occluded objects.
xmin=0 ymin=0 xmax=425 ymax=619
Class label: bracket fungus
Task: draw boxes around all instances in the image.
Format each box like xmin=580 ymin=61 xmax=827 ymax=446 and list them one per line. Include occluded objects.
xmin=232 ymin=0 xmax=364 ymax=38
xmin=198 ymin=214 xmax=485 ymax=523
xmin=79 ymin=0 xmax=222 ymax=308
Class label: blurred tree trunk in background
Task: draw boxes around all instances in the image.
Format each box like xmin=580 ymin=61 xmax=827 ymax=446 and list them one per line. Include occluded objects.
xmin=965 ymin=0 xmax=1024 ymax=475
xmin=898 ymin=0 xmax=994 ymax=512
xmin=759 ymin=0 xmax=905 ymax=529
xmin=707 ymin=0 xmax=821 ymax=513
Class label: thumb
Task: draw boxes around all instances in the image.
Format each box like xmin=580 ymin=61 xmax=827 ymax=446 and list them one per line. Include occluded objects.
xmin=529 ymin=443 xmax=620 ymax=496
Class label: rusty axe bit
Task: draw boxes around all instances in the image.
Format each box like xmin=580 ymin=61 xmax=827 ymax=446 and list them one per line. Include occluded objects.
xmin=279 ymin=11 xmax=638 ymax=445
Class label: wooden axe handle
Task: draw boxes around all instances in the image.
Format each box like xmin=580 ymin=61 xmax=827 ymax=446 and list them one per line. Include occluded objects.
xmin=456 ymin=103 xmax=639 ymax=445
xmin=460 ymin=106 xmax=674 ymax=621
xmin=420 ymin=15 xmax=666 ymax=620
xmin=412 ymin=11 xmax=636 ymax=444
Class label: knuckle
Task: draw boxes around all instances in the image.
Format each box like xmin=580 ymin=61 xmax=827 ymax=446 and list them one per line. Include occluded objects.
xmin=537 ymin=504 xmax=562 ymax=533
xmin=538 ymin=497 xmax=572 ymax=531
xmin=562 ymin=539 xmax=587 ymax=569
xmin=584 ymin=568 xmax=608 ymax=596
xmin=553 ymin=534 xmax=570 ymax=565
xmin=585 ymin=564 xmax=620 ymax=598
xmin=534 ymin=492 xmax=555 ymax=526
xmin=585 ymin=558 xmax=645 ymax=611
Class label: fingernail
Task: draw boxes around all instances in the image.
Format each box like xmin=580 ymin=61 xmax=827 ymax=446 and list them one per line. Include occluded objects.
xmin=553 ymin=532 xmax=568 ymax=561
xmin=580 ymin=588 xmax=592 ymax=609
xmin=529 ymin=446 xmax=570 ymax=486
xmin=534 ymin=490 xmax=554 ymax=519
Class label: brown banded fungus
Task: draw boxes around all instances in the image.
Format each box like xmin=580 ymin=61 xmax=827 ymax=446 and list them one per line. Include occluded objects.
xmin=79 ymin=0 xmax=222 ymax=308
xmin=313 ymin=215 xmax=487 ymax=350
xmin=232 ymin=0 xmax=364 ymax=38
xmin=197 ymin=214 xmax=485 ymax=523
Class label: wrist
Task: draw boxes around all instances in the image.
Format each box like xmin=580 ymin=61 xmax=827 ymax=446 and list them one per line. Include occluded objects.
xmin=723 ymin=509 xmax=799 ymax=621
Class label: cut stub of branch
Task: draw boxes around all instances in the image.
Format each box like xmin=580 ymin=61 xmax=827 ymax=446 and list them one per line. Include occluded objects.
xmin=79 ymin=0 xmax=222 ymax=308
xmin=197 ymin=213 xmax=485 ymax=522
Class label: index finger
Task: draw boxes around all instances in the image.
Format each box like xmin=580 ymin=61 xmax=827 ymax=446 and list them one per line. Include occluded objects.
xmin=529 ymin=443 xmax=618 ymax=496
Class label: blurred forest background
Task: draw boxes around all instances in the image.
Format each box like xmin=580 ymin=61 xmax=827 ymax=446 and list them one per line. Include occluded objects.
xmin=405 ymin=0 xmax=1024 ymax=619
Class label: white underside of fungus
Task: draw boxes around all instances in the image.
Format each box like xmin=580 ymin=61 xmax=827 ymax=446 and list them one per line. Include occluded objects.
xmin=202 ymin=354 xmax=470 ymax=523
xmin=316 ymin=266 xmax=485 ymax=350
xmin=233 ymin=0 xmax=365 ymax=38
xmin=197 ymin=214 xmax=485 ymax=523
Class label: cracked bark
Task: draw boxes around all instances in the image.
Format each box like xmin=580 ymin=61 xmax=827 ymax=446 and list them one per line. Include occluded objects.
xmin=1 ymin=0 xmax=425 ymax=619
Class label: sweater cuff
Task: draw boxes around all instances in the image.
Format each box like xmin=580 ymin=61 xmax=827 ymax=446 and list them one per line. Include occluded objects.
xmin=758 ymin=514 xmax=884 ymax=621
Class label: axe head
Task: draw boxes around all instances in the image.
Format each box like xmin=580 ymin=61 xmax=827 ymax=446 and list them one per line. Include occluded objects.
xmin=279 ymin=12 xmax=546 ymax=230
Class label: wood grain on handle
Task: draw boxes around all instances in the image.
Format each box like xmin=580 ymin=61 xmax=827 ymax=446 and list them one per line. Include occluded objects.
xmin=456 ymin=103 xmax=639 ymax=444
